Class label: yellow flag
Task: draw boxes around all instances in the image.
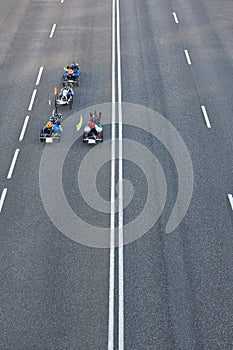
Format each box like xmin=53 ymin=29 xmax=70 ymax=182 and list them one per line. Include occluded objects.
xmin=76 ymin=116 xmax=83 ymax=131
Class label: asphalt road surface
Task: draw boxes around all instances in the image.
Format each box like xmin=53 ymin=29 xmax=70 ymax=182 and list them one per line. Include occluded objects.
xmin=0 ymin=0 xmax=233 ymax=349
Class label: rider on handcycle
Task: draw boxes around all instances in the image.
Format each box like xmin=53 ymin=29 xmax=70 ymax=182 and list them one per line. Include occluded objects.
xmin=64 ymin=63 xmax=80 ymax=80
xmin=84 ymin=121 xmax=102 ymax=139
xmin=59 ymin=84 xmax=74 ymax=101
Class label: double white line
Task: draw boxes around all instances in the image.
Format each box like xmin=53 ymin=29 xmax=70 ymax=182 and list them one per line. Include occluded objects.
xmin=108 ymin=0 xmax=124 ymax=349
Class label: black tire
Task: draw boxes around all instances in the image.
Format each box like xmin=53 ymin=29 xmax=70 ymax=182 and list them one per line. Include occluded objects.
xmin=70 ymin=98 xmax=73 ymax=109
xmin=62 ymin=77 xmax=67 ymax=86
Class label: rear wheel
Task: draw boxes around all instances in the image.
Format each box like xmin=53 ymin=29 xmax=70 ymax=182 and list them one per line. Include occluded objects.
xmin=62 ymin=76 xmax=67 ymax=86
xmin=70 ymin=98 xmax=73 ymax=109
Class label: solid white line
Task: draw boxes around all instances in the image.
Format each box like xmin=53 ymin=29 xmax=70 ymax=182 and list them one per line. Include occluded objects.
xmin=184 ymin=49 xmax=192 ymax=65
xmin=228 ymin=194 xmax=233 ymax=210
xmin=19 ymin=116 xmax=30 ymax=141
xmin=172 ymin=12 xmax=179 ymax=23
xmin=108 ymin=0 xmax=116 ymax=348
xmin=116 ymin=0 xmax=124 ymax=349
xmin=7 ymin=149 xmax=20 ymax=179
xmin=36 ymin=66 xmax=44 ymax=85
xmin=0 ymin=188 xmax=7 ymax=213
xmin=201 ymin=105 xmax=211 ymax=128
xmin=49 ymin=24 xmax=56 ymax=38
xmin=61 ymin=0 xmax=64 ymax=2
xmin=28 ymin=89 xmax=37 ymax=111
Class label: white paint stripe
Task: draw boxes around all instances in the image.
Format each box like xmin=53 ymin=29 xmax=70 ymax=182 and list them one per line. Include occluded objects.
xmin=116 ymin=0 xmax=124 ymax=349
xmin=228 ymin=194 xmax=233 ymax=210
xmin=61 ymin=0 xmax=64 ymax=2
xmin=201 ymin=105 xmax=211 ymax=128
xmin=184 ymin=49 xmax=192 ymax=65
xmin=172 ymin=12 xmax=179 ymax=23
xmin=28 ymin=89 xmax=37 ymax=111
xmin=108 ymin=0 xmax=116 ymax=348
xmin=0 ymin=188 xmax=7 ymax=213
xmin=19 ymin=116 xmax=30 ymax=141
xmin=108 ymin=225 xmax=115 ymax=350
xmin=49 ymin=24 xmax=56 ymax=38
xmin=36 ymin=66 xmax=44 ymax=85
xmin=7 ymin=149 xmax=20 ymax=179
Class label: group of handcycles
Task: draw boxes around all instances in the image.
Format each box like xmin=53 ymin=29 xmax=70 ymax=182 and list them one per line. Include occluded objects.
xmin=39 ymin=61 xmax=103 ymax=144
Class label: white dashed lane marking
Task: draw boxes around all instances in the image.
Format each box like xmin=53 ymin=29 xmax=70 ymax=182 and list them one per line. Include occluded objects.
xmin=36 ymin=66 xmax=44 ymax=86
xmin=49 ymin=24 xmax=56 ymax=38
xmin=172 ymin=12 xmax=179 ymax=24
xmin=0 ymin=188 xmax=7 ymax=213
xmin=7 ymin=149 xmax=20 ymax=180
xmin=228 ymin=194 xmax=233 ymax=210
xmin=201 ymin=105 xmax=211 ymax=128
xmin=184 ymin=49 xmax=192 ymax=65
xmin=28 ymin=89 xmax=37 ymax=111
xmin=19 ymin=116 xmax=30 ymax=142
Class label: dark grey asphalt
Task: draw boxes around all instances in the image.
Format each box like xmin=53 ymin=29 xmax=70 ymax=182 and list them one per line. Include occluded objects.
xmin=1 ymin=0 xmax=233 ymax=349
xmin=0 ymin=0 xmax=111 ymax=349
xmin=121 ymin=0 xmax=233 ymax=349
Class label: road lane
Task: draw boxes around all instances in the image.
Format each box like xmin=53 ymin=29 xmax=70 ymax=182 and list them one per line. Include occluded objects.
xmin=120 ymin=0 xmax=233 ymax=348
xmin=0 ymin=0 xmax=112 ymax=349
